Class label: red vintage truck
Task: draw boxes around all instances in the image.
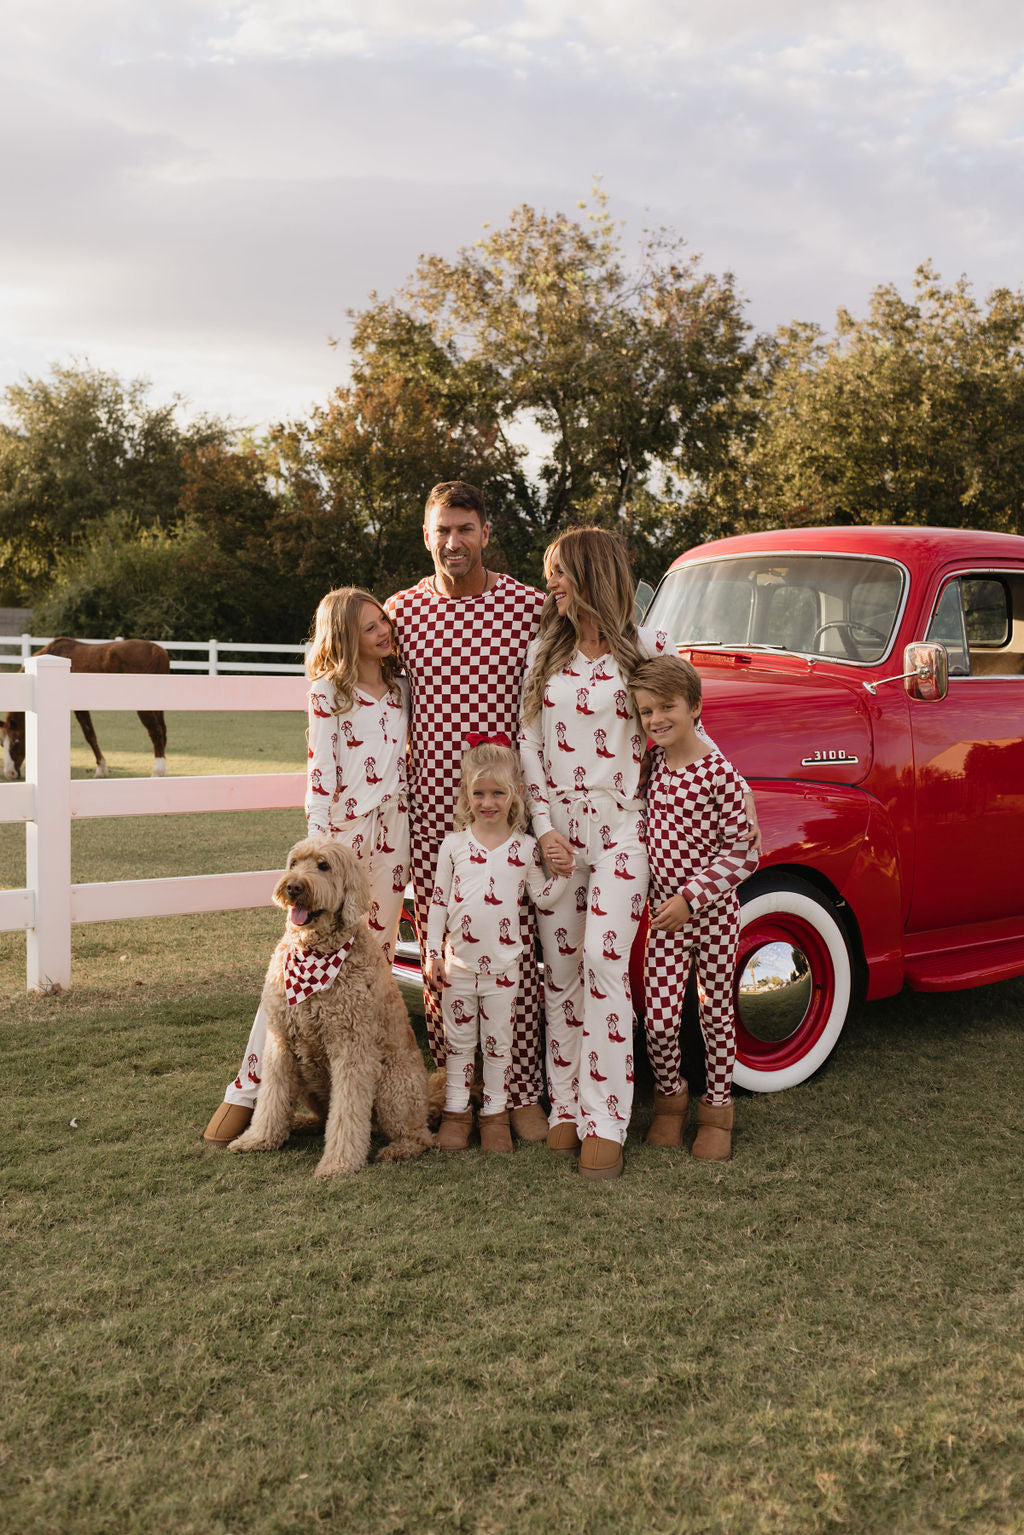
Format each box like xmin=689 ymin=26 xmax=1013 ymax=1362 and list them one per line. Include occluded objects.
xmin=643 ymin=524 xmax=1024 ymax=1090
xmin=394 ymin=524 xmax=1024 ymax=1091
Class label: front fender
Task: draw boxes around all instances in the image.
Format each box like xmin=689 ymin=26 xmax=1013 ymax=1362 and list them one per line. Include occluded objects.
xmin=751 ymin=780 xmax=905 ymax=1001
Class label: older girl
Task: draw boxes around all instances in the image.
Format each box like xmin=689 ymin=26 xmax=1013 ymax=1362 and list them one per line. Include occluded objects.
xmin=203 ymin=588 xmax=410 ymax=1145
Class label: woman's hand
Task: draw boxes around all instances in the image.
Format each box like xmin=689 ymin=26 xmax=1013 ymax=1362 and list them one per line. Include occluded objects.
xmin=429 ymin=956 xmax=447 ymax=989
xmin=539 ymin=829 xmax=575 ymax=877
xmin=650 ymin=895 xmax=692 ymax=933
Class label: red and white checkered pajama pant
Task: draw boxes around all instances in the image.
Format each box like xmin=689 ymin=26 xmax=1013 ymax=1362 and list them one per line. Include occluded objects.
xmin=223 ymin=801 xmax=409 ymax=1109
xmin=440 ymin=963 xmax=519 ymax=1114
xmin=410 ymin=817 xmax=544 ymax=1108
xmin=532 ymin=803 xmax=647 ymax=1145
xmin=643 ymin=891 xmax=741 ymax=1107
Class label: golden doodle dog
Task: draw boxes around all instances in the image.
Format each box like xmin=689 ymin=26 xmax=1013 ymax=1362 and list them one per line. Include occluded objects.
xmin=229 ymin=835 xmax=433 ymax=1176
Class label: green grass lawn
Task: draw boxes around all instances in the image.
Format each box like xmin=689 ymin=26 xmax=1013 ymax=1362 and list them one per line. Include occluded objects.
xmin=2 ymin=714 xmax=1023 ymax=1532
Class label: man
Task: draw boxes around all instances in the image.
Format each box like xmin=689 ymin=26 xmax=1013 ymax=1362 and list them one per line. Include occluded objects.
xmin=385 ymin=482 xmax=548 ymax=1141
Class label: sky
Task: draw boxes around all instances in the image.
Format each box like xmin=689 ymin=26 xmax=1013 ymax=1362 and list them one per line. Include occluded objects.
xmin=2 ymin=0 xmax=1022 ymax=435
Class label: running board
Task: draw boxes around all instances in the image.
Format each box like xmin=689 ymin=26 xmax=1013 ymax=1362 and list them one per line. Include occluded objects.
xmin=904 ymin=930 xmax=1024 ymax=992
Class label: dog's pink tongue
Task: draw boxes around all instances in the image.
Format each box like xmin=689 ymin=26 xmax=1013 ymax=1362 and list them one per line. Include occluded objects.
xmin=289 ymin=905 xmax=311 ymax=927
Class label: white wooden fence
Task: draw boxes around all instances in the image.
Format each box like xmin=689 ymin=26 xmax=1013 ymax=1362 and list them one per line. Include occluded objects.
xmin=0 ymin=634 xmax=307 ymax=675
xmin=0 ymin=655 xmax=308 ymax=992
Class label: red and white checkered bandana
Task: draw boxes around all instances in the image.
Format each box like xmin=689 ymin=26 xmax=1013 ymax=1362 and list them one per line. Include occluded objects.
xmin=283 ymin=935 xmax=356 ymax=1005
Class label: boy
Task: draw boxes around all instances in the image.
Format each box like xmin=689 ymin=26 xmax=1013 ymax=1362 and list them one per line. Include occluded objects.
xmin=631 ymin=655 xmax=758 ymax=1160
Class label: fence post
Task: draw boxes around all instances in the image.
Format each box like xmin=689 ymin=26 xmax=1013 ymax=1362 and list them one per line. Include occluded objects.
xmin=21 ymin=632 xmax=32 ymax=662
xmin=209 ymin=639 xmax=218 ymax=676
xmin=25 ymin=656 xmax=72 ymax=992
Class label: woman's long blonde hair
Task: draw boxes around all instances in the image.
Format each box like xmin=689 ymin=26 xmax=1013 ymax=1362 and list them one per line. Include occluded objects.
xmin=453 ymin=743 xmax=529 ymax=833
xmin=521 ymin=527 xmax=643 ymax=724
xmin=305 ymin=587 xmax=401 ymax=714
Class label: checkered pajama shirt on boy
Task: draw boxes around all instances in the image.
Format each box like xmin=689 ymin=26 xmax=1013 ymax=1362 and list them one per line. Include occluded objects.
xmin=385 ymin=576 xmax=546 ymax=1101
xmin=643 ymin=747 xmax=759 ymax=1106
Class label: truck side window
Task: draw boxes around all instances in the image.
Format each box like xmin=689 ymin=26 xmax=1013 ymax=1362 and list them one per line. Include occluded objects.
xmin=962 ymin=578 xmax=1010 ymax=646
xmin=926 ymin=581 xmax=970 ymax=675
xmin=961 ymin=574 xmax=1024 ymax=676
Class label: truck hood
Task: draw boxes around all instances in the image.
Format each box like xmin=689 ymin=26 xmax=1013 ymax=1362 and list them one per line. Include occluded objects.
xmin=689 ymin=653 xmax=875 ymax=787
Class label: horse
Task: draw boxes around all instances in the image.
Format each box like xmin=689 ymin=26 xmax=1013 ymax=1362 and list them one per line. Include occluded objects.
xmin=2 ymin=638 xmax=170 ymax=781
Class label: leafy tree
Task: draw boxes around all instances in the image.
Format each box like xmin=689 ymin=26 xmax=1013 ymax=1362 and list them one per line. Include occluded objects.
xmin=328 ymin=192 xmax=755 ymax=584
xmin=714 ymin=265 xmax=1024 ymax=533
xmin=0 ymin=362 xmax=224 ymax=602
xmin=267 ymin=315 xmax=515 ymax=601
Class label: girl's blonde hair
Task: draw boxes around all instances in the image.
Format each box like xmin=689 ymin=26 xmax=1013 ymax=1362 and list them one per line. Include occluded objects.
xmin=305 ymin=587 xmax=401 ymax=714
xmin=453 ymin=742 xmax=529 ymax=833
xmin=521 ymin=526 xmax=643 ymax=724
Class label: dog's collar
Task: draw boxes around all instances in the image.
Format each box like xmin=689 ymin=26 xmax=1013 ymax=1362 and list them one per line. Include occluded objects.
xmin=283 ymin=934 xmax=356 ymax=1006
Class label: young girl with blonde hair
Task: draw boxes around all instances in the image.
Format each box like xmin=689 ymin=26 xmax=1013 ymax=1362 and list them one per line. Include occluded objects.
xmin=203 ymin=587 xmax=411 ymax=1145
xmin=427 ymin=737 xmax=566 ymax=1154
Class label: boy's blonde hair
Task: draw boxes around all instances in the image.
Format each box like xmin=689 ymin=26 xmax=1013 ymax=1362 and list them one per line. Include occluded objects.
xmin=629 ymin=654 xmax=702 ymax=712
xmin=305 ymin=587 xmax=401 ymax=714
xmin=454 ymin=742 xmax=529 ymax=833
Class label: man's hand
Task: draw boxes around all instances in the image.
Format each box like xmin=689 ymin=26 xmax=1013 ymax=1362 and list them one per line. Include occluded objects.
xmin=429 ymin=956 xmax=448 ymax=989
xmin=539 ymin=829 xmax=575 ymax=877
xmin=650 ymin=894 xmax=692 ymax=933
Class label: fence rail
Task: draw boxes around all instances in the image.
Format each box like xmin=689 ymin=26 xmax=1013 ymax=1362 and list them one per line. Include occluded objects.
xmin=0 ymin=633 xmax=307 ymax=675
xmin=0 ymin=656 xmax=307 ymax=992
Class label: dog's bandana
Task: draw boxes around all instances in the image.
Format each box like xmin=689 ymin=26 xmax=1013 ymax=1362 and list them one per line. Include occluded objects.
xmin=284 ymin=935 xmax=356 ymax=1005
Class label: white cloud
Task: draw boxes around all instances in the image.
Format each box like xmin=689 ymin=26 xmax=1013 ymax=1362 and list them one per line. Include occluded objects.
xmin=1 ymin=0 xmax=1021 ymax=429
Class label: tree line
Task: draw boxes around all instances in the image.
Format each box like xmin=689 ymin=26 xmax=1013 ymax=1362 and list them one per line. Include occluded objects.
xmin=2 ymin=193 xmax=1022 ymax=642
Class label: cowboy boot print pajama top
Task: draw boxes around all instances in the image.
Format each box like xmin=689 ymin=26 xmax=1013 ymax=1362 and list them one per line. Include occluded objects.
xmin=519 ymin=624 xmax=676 ymax=1145
xmin=427 ymin=830 xmax=567 ymax=1114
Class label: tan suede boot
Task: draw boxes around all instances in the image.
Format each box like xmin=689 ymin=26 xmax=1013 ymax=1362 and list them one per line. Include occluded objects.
xmin=509 ymin=1103 xmax=549 ymax=1143
xmin=692 ymin=1099 xmax=734 ymax=1161
xmin=202 ymin=1102 xmax=253 ymax=1146
xmin=437 ymin=1107 xmax=474 ymax=1151
xmin=579 ymin=1135 xmax=623 ymax=1181
xmin=546 ymin=1121 xmax=581 ymax=1155
xmin=644 ymin=1085 xmax=690 ymax=1147
xmin=478 ymin=1110 xmax=514 ymax=1153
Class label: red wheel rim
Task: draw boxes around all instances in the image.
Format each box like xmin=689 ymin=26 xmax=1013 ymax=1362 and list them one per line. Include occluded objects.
xmin=733 ymin=911 xmax=837 ymax=1072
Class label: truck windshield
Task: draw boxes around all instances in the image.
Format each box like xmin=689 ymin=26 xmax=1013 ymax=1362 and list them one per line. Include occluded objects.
xmin=646 ymin=554 xmax=905 ymax=664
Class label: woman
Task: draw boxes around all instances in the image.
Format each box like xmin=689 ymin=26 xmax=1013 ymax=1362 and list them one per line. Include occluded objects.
xmin=519 ymin=527 xmax=674 ymax=1180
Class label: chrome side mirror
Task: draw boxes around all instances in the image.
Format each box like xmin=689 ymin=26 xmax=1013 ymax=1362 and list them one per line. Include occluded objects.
xmin=904 ymin=642 xmax=949 ymax=701
xmin=862 ymin=641 xmax=949 ymax=700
